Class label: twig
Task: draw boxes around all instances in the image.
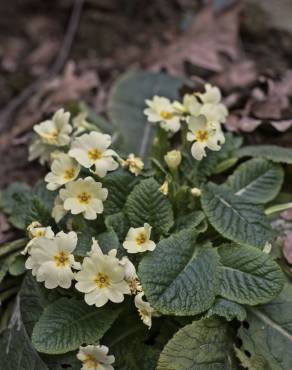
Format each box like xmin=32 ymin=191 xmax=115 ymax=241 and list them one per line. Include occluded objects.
xmin=0 ymin=0 xmax=85 ymax=131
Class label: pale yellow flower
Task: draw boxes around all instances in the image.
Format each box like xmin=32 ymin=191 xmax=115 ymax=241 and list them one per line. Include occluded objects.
xmin=75 ymin=240 xmax=130 ymax=307
xmin=45 ymin=153 xmax=80 ymax=191
xmin=144 ymin=96 xmax=181 ymax=133
xmin=33 ymin=109 xmax=72 ymax=146
xmin=25 ymin=231 xmax=80 ymax=289
xmin=122 ymin=154 xmax=144 ymax=176
xmin=77 ymin=344 xmax=115 ymax=370
xmin=123 ymin=223 xmax=156 ymax=254
xmin=59 ymin=177 xmax=108 ymax=220
xmin=69 ymin=132 xmax=119 ymax=177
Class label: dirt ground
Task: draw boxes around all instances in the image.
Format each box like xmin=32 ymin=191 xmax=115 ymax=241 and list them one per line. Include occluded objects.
xmin=0 ymin=0 xmax=292 ymax=189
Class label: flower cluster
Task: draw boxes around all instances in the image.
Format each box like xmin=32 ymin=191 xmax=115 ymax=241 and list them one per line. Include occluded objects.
xmin=144 ymin=84 xmax=228 ymax=160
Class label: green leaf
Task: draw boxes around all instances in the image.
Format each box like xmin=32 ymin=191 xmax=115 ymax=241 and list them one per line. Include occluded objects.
xmin=206 ymin=298 xmax=246 ymax=322
xmin=201 ymin=183 xmax=272 ymax=248
xmin=97 ymin=230 xmax=125 ymax=258
xmin=126 ymin=178 xmax=174 ymax=234
xmin=157 ymin=318 xmax=233 ymax=370
xmin=32 ymin=298 xmax=120 ymax=354
xmin=8 ymin=254 xmax=26 ymax=276
xmin=138 ymin=229 xmax=220 ymax=315
xmin=108 ymin=71 xmax=189 ymax=157
xmin=238 ymin=283 xmax=292 ymax=370
xmin=218 ymin=243 xmax=284 ymax=305
xmin=173 ymin=210 xmax=205 ymax=232
xmin=236 ymin=145 xmax=292 ymax=164
xmin=103 ymin=168 xmax=139 ymax=216
xmin=0 ymin=274 xmax=56 ymax=370
xmin=226 ymin=158 xmax=284 ymax=204
xmin=105 ymin=212 xmax=130 ymax=241
xmin=103 ymin=312 xmax=160 ymax=370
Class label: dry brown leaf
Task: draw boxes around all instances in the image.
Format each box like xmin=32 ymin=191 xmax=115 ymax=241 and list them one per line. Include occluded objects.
xmin=145 ymin=4 xmax=241 ymax=75
xmin=211 ymin=60 xmax=257 ymax=91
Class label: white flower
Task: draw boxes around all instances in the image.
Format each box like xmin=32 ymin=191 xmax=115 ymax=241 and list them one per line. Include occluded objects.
xmin=69 ymin=132 xmax=119 ymax=177
xmin=121 ymin=154 xmax=144 ymax=176
xmin=164 ymin=150 xmax=182 ymax=170
xmin=25 ymin=231 xmax=80 ymax=289
xmin=34 ymin=109 xmax=72 ymax=146
xmin=59 ymin=177 xmax=108 ymax=220
xmin=23 ymin=222 xmax=54 ymax=255
xmin=196 ymin=84 xmax=228 ymax=126
xmin=77 ymin=344 xmax=115 ymax=370
xmin=144 ymin=96 xmax=181 ymax=133
xmin=72 ymin=112 xmax=95 ymax=135
xmin=28 ymin=137 xmax=53 ymax=164
xmin=173 ymin=94 xmax=202 ymax=117
xmin=187 ymin=116 xmax=225 ymax=160
xmin=45 ymin=153 xmax=80 ymax=191
xmin=119 ymin=256 xmax=142 ymax=294
xmin=134 ymin=292 xmax=154 ymax=329
xmin=75 ymin=240 xmax=131 ymax=307
xmin=123 ymin=223 xmax=156 ymax=254
xmin=197 ymin=84 xmax=222 ymax=104
xmin=52 ymin=195 xmax=67 ymax=223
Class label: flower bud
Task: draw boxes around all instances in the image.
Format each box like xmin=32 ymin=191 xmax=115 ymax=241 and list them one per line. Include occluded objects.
xmin=159 ymin=180 xmax=169 ymax=195
xmin=190 ymin=187 xmax=201 ymax=197
xmin=164 ymin=150 xmax=182 ymax=170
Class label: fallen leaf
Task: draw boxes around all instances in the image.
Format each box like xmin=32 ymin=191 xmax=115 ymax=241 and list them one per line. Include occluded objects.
xmin=145 ymin=4 xmax=241 ymax=75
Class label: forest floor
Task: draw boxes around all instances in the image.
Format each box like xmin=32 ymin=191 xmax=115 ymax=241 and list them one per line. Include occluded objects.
xmin=1 ymin=0 xmax=292 ymax=242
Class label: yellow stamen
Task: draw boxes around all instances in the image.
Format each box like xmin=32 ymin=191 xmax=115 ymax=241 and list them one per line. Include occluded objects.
xmin=160 ymin=111 xmax=173 ymax=120
xmin=88 ymin=149 xmax=102 ymax=161
xmin=195 ymin=130 xmax=209 ymax=142
xmin=84 ymin=355 xmax=100 ymax=367
xmin=42 ymin=130 xmax=59 ymax=144
xmin=95 ymin=272 xmax=110 ymax=288
xmin=136 ymin=232 xmax=147 ymax=245
xmin=54 ymin=251 xmax=69 ymax=267
xmin=64 ymin=168 xmax=76 ymax=180
xmin=34 ymin=230 xmax=46 ymax=237
xmin=77 ymin=192 xmax=91 ymax=204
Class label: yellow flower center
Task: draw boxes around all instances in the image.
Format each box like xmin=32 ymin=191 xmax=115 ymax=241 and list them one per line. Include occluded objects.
xmin=34 ymin=230 xmax=46 ymax=237
xmin=88 ymin=149 xmax=102 ymax=161
xmin=95 ymin=272 xmax=110 ymax=288
xmin=77 ymin=192 xmax=91 ymax=204
xmin=160 ymin=111 xmax=173 ymax=120
xmin=136 ymin=232 xmax=147 ymax=245
xmin=42 ymin=129 xmax=60 ymax=144
xmin=84 ymin=355 xmax=100 ymax=368
xmin=195 ymin=130 xmax=209 ymax=142
xmin=64 ymin=168 xmax=76 ymax=180
xmin=54 ymin=251 xmax=69 ymax=267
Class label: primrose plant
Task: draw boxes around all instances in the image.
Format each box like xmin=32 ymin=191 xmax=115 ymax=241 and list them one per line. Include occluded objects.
xmin=1 ymin=73 xmax=292 ymax=370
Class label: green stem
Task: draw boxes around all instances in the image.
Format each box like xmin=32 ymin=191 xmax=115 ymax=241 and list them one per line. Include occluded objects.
xmin=265 ymin=202 xmax=292 ymax=216
xmin=0 ymin=238 xmax=27 ymax=258
xmin=0 ymin=286 xmax=19 ymax=302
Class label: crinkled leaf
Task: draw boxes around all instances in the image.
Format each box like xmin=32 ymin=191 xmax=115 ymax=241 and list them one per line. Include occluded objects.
xmin=226 ymin=158 xmax=284 ymax=204
xmin=238 ymin=283 xmax=292 ymax=370
xmin=105 ymin=212 xmax=130 ymax=241
xmin=126 ymin=178 xmax=174 ymax=234
xmin=218 ymin=243 xmax=284 ymax=305
xmin=173 ymin=211 xmax=205 ymax=232
xmin=32 ymin=298 xmax=120 ymax=354
xmin=206 ymin=298 xmax=246 ymax=322
xmin=97 ymin=230 xmax=125 ymax=258
xmin=139 ymin=229 xmax=220 ymax=315
xmin=157 ymin=318 xmax=233 ymax=370
xmin=201 ymin=182 xmax=272 ymax=248
xmin=108 ymin=71 xmax=187 ymax=158
xmin=103 ymin=168 xmax=139 ymax=216
xmin=236 ymin=145 xmax=292 ymax=164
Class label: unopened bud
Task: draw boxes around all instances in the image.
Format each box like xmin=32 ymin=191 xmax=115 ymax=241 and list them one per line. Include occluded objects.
xmin=164 ymin=150 xmax=182 ymax=170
